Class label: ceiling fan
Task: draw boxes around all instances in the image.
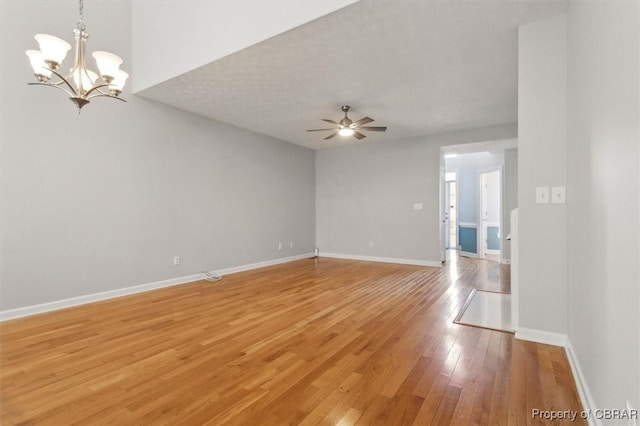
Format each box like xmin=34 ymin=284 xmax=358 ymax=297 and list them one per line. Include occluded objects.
xmin=307 ymin=105 xmax=387 ymax=140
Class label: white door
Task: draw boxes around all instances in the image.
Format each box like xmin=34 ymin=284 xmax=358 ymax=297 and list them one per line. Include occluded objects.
xmin=439 ymin=163 xmax=446 ymax=262
xmin=445 ymin=180 xmax=457 ymax=249
xmin=479 ymin=169 xmax=501 ymax=260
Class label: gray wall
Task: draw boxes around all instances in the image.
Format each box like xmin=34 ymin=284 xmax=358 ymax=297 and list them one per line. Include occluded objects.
xmin=0 ymin=1 xmax=316 ymax=311
xmin=316 ymin=125 xmax=517 ymax=263
xmin=566 ymin=0 xmax=639 ymax=416
xmin=517 ymin=15 xmax=568 ymax=335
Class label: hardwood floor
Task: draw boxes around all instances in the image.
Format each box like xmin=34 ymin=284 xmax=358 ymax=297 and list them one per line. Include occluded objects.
xmin=0 ymin=255 xmax=584 ymax=425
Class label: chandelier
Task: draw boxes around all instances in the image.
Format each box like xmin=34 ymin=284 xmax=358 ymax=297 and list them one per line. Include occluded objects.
xmin=25 ymin=0 xmax=128 ymax=112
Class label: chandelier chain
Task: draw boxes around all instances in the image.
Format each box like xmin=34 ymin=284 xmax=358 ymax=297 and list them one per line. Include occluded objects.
xmin=77 ymin=0 xmax=86 ymax=30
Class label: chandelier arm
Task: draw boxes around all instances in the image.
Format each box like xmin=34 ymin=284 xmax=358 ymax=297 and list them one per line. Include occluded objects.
xmin=37 ymin=79 xmax=71 ymax=88
xmin=28 ymin=81 xmax=76 ymax=98
xmin=83 ymin=82 xmax=111 ymax=98
xmin=86 ymin=93 xmax=127 ymax=103
xmin=48 ymin=68 xmax=79 ymax=96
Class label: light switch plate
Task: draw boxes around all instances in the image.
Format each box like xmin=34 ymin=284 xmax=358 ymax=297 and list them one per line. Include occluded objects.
xmin=551 ymin=186 xmax=566 ymax=204
xmin=536 ymin=187 xmax=550 ymax=204
xmin=413 ymin=203 xmax=423 ymax=210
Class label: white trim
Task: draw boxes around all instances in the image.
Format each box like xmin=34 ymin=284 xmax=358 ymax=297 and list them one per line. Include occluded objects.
xmin=510 ymin=208 xmax=519 ymax=331
xmin=0 ymin=253 xmax=314 ymax=322
xmin=459 ymin=251 xmax=478 ymax=258
xmin=516 ymin=327 xmax=599 ymax=422
xmin=458 ymin=222 xmax=478 ymax=228
xmin=515 ymin=327 xmax=568 ymax=347
xmin=510 ymin=330 xmax=597 ymax=424
xmin=0 ymin=274 xmax=199 ymax=321
xmin=565 ymin=339 xmax=600 ymax=426
xmin=320 ymin=253 xmax=442 ymax=268
xmin=215 ymin=253 xmax=314 ymax=275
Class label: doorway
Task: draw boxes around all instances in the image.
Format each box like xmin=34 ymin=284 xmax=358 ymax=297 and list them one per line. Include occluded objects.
xmin=479 ymin=169 xmax=501 ymax=261
xmin=444 ymin=172 xmax=457 ymax=250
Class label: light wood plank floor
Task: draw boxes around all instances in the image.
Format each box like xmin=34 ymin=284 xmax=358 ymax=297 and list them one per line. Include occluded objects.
xmin=1 ymin=254 xmax=584 ymax=425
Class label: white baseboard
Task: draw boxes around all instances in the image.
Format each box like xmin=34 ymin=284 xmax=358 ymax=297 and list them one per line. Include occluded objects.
xmin=515 ymin=327 xmax=568 ymax=347
xmin=565 ymin=339 xmax=600 ymax=426
xmin=215 ymin=253 xmax=314 ymax=275
xmin=516 ymin=329 xmax=597 ymax=425
xmin=320 ymin=252 xmax=442 ymax=268
xmin=0 ymin=253 xmax=314 ymax=322
xmin=459 ymin=251 xmax=478 ymax=258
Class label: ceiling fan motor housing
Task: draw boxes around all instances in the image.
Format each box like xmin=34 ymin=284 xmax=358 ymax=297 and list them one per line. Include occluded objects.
xmin=340 ymin=105 xmax=353 ymax=128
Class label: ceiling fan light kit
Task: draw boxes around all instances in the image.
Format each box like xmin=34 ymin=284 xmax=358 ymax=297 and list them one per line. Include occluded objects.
xmin=25 ymin=0 xmax=128 ymax=112
xmin=307 ymin=105 xmax=387 ymax=140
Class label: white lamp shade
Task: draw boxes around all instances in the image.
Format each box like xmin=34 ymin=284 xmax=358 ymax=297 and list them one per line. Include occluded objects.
xmin=25 ymin=50 xmax=52 ymax=78
xmin=338 ymin=128 xmax=355 ymax=136
xmin=72 ymin=68 xmax=98 ymax=91
xmin=92 ymin=51 xmax=122 ymax=79
xmin=109 ymin=70 xmax=129 ymax=92
xmin=34 ymin=34 xmax=71 ymax=66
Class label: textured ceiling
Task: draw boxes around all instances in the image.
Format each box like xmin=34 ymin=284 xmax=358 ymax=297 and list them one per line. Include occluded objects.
xmin=137 ymin=0 xmax=567 ymax=150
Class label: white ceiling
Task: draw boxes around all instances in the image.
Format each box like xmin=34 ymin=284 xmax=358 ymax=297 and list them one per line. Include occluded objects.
xmin=137 ymin=0 xmax=567 ymax=150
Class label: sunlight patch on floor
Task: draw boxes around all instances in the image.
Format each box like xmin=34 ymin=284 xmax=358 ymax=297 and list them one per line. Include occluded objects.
xmin=454 ymin=289 xmax=512 ymax=333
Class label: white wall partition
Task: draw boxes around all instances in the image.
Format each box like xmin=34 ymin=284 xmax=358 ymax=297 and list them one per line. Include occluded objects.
xmin=516 ymin=6 xmax=640 ymax=418
xmin=566 ymin=0 xmax=640 ymax=418
xmin=517 ymin=15 xmax=568 ymax=336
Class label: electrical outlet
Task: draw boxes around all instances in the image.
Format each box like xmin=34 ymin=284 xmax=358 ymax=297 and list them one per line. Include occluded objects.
xmin=289 ymin=241 xmax=294 ymax=248
xmin=173 ymin=256 xmax=181 ymax=266
xmin=278 ymin=242 xmax=283 ymax=251
xmin=368 ymin=241 xmax=375 ymax=248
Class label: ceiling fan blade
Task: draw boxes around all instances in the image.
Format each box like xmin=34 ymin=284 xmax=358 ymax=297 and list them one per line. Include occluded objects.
xmin=307 ymin=129 xmax=335 ymax=132
xmin=324 ymin=132 xmax=339 ymax=140
xmin=353 ymin=131 xmax=367 ymax=140
xmin=353 ymin=117 xmax=374 ymax=126
xmin=358 ymin=126 xmax=387 ymax=132
xmin=322 ymin=119 xmax=339 ymax=125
